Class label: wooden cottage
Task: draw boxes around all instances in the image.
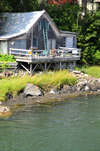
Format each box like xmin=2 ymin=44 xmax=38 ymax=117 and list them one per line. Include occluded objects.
xmin=0 ymin=10 xmax=78 ymax=53
xmin=0 ymin=10 xmax=81 ymax=74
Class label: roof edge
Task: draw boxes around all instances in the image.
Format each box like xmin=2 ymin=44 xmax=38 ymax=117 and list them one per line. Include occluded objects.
xmin=60 ymin=30 xmax=79 ymax=35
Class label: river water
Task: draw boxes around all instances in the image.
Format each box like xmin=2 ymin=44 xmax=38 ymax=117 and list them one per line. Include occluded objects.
xmin=0 ymin=95 xmax=100 ymax=151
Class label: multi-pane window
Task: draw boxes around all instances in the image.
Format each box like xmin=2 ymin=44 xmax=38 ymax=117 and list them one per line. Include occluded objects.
xmin=33 ymin=38 xmax=38 ymax=47
xmin=64 ymin=36 xmax=76 ymax=48
xmin=66 ymin=37 xmax=73 ymax=48
xmin=38 ymin=21 xmax=49 ymax=30
xmin=63 ymin=37 xmax=66 ymax=47
xmin=73 ymin=36 xmax=76 ymax=48
xmin=46 ymin=21 xmax=49 ymax=30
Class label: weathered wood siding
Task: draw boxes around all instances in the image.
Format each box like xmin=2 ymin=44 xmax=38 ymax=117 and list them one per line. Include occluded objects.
xmin=7 ymin=13 xmax=77 ymax=54
xmin=25 ymin=13 xmax=62 ymax=50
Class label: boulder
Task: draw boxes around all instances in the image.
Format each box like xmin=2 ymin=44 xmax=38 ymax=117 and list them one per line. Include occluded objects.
xmin=85 ymin=86 xmax=90 ymax=91
xmin=23 ymin=83 xmax=44 ymax=97
xmin=61 ymin=85 xmax=70 ymax=93
xmin=87 ymin=83 xmax=98 ymax=91
xmin=50 ymin=89 xmax=61 ymax=94
xmin=77 ymin=85 xmax=84 ymax=91
xmin=0 ymin=106 xmax=11 ymax=117
xmin=98 ymin=78 xmax=100 ymax=83
xmin=0 ymin=106 xmax=10 ymax=113
xmin=73 ymin=71 xmax=81 ymax=74
xmin=6 ymin=93 xmax=13 ymax=100
xmin=71 ymin=86 xmax=77 ymax=92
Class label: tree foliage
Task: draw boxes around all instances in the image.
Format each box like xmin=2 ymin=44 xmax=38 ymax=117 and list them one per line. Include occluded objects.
xmin=76 ymin=11 xmax=100 ymax=65
xmin=44 ymin=3 xmax=80 ymax=31
xmin=0 ymin=0 xmax=100 ymax=65
xmin=0 ymin=0 xmax=40 ymax=12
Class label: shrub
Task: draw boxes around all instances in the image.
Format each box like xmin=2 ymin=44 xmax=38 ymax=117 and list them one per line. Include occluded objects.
xmin=0 ymin=54 xmax=16 ymax=62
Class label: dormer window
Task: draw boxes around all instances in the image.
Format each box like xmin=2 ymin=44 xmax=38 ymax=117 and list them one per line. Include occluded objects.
xmin=47 ymin=21 xmax=49 ymax=30
xmin=42 ymin=21 xmax=49 ymax=30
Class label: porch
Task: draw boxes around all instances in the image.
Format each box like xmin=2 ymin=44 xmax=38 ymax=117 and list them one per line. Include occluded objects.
xmin=9 ymin=47 xmax=81 ymax=75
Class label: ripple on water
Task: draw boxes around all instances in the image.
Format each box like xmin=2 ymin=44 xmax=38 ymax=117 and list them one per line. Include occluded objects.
xmin=0 ymin=95 xmax=100 ymax=151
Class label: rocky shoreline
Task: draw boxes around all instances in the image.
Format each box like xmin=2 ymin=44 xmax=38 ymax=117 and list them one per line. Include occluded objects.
xmin=1 ymin=70 xmax=100 ymax=117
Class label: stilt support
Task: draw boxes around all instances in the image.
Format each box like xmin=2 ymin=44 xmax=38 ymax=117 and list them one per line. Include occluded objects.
xmin=73 ymin=61 xmax=76 ymax=69
xmin=30 ymin=63 xmax=33 ymax=76
xmin=60 ymin=62 xmax=62 ymax=71
xmin=45 ymin=63 xmax=47 ymax=73
xmin=19 ymin=63 xmax=30 ymax=74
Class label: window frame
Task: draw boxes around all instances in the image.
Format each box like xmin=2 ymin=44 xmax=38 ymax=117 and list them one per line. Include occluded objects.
xmin=33 ymin=38 xmax=38 ymax=48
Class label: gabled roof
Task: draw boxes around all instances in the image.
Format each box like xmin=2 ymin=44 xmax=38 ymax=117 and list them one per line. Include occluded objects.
xmin=0 ymin=10 xmax=45 ymax=40
xmin=0 ymin=10 xmax=77 ymax=40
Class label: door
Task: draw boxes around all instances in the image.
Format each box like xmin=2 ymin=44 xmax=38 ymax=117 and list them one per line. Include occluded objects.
xmin=0 ymin=41 xmax=7 ymax=54
xmin=48 ymin=39 xmax=56 ymax=49
xmin=66 ymin=37 xmax=73 ymax=48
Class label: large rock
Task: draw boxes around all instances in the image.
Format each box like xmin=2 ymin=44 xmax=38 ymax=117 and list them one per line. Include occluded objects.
xmin=61 ymin=85 xmax=70 ymax=93
xmin=0 ymin=106 xmax=10 ymax=112
xmin=23 ymin=83 xmax=44 ymax=97
xmin=85 ymin=86 xmax=90 ymax=91
xmin=0 ymin=106 xmax=11 ymax=117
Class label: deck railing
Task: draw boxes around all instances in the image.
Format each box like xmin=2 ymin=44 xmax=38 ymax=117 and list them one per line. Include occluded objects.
xmin=9 ymin=48 xmax=81 ymax=61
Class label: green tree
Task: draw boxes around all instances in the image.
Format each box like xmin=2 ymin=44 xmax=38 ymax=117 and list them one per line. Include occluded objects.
xmin=44 ymin=3 xmax=80 ymax=31
xmin=76 ymin=11 xmax=100 ymax=64
xmin=0 ymin=0 xmax=40 ymax=12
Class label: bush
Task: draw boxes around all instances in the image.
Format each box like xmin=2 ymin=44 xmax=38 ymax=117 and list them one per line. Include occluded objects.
xmin=94 ymin=51 xmax=100 ymax=64
xmin=0 ymin=54 xmax=16 ymax=62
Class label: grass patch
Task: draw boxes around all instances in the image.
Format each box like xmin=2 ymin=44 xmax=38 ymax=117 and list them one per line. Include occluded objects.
xmin=0 ymin=70 xmax=77 ymax=102
xmin=75 ymin=65 xmax=100 ymax=78
xmin=0 ymin=61 xmax=16 ymax=63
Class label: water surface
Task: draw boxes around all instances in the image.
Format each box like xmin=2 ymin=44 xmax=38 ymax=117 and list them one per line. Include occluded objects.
xmin=0 ymin=95 xmax=100 ymax=151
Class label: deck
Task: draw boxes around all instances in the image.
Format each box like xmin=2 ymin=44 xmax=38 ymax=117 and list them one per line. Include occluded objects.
xmin=9 ymin=47 xmax=81 ymax=75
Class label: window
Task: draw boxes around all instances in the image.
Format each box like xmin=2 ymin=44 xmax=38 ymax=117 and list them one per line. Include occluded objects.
xmin=10 ymin=39 xmax=26 ymax=49
xmin=47 ymin=21 xmax=49 ymax=30
xmin=38 ymin=21 xmax=41 ymax=30
xmin=66 ymin=37 xmax=73 ymax=48
xmin=73 ymin=36 xmax=76 ymax=48
xmin=42 ymin=21 xmax=49 ymax=30
xmin=63 ymin=37 xmax=66 ymax=47
xmin=65 ymin=36 xmax=76 ymax=48
xmin=33 ymin=38 xmax=38 ymax=47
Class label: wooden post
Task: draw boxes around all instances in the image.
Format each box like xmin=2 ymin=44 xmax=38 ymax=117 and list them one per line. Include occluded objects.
xmin=60 ymin=62 xmax=62 ymax=71
xmin=6 ymin=41 xmax=9 ymax=54
xmin=30 ymin=64 xmax=32 ymax=76
xmin=44 ymin=63 xmax=47 ymax=73
xmin=4 ymin=66 xmax=6 ymax=77
xmin=73 ymin=61 xmax=76 ymax=69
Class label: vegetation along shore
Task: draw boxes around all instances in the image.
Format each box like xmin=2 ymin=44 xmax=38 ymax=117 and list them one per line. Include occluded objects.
xmin=1 ymin=66 xmax=100 ymax=117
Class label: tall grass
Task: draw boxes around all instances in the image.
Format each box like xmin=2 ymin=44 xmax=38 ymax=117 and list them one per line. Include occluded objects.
xmin=0 ymin=70 xmax=77 ymax=101
xmin=75 ymin=65 xmax=100 ymax=78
